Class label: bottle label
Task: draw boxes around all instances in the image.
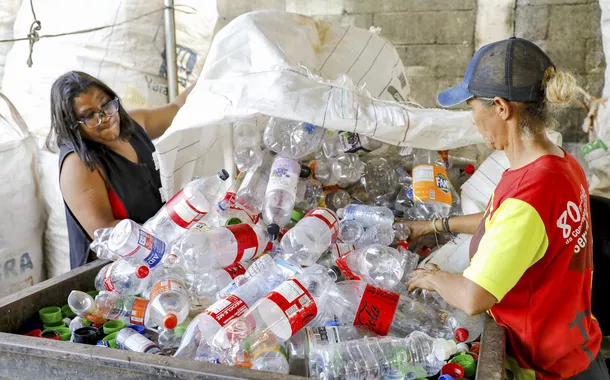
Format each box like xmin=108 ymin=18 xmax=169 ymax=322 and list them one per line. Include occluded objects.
xmin=334 ymin=255 xmax=361 ymax=281
xmin=305 ymin=208 xmax=339 ymax=242
xmin=412 ymin=164 xmax=452 ymax=206
xmin=204 ymin=294 xmax=249 ymax=327
xmin=103 ymin=262 xmax=118 ymax=292
xmin=267 ymin=160 xmax=299 ymax=203
xmin=166 ymin=189 xmax=205 ymax=228
xmin=130 ymin=298 xmax=149 ymax=325
xmin=338 ymin=132 xmax=365 ymax=153
xmin=150 ymin=279 xmax=187 ymax=301
xmin=222 ymin=262 xmax=247 ymax=279
xmin=353 ymin=284 xmax=400 ymax=336
xmin=226 ymin=224 xmax=259 ymax=262
xmin=265 ymin=279 xmax=318 ymax=336
xmin=399 ymin=146 xmax=413 ymax=156
xmin=305 ymin=326 xmax=344 ymax=349
xmin=124 ymin=229 xmax=166 ymax=269
xmin=124 ymin=332 xmax=160 ymax=354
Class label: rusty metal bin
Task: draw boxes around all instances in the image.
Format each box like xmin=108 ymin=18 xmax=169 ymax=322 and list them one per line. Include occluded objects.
xmin=0 ymin=260 xmax=505 ymax=379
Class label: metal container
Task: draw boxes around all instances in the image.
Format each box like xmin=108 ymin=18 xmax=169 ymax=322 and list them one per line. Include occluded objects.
xmin=0 ymin=260 xmax=505 ymax=379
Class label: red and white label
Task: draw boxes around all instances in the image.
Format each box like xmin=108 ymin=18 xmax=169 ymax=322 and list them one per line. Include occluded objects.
xmin=222 ymin=263 xmax=247 ymax=279
xmin=265 ymin=279 xmax=318 ymax=336
xmin=130 ymin=298 xmax=149 ymax=325
xmin=204 ymin=294 xmax=249 ymax=327
xmin=226 ymin=224 xmax=259 ymax=262
xmin=335 ymin=254 xmax=361 ymax=281
xmin=305 ymin=208 xmax=339 ymax=242
xmin=150 ymin=279 xmax=187 ymax=300
xmin=103 ymin=262 xmax=118 ymax=292
xmin=353 ymin=284 xmax=400 ymax=336
xmin=166 ymin=189 xmax=205 ymax=229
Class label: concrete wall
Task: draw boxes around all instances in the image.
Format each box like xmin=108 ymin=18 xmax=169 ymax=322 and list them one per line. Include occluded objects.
xmin=214 ymin=0 xmax=605 ymax=142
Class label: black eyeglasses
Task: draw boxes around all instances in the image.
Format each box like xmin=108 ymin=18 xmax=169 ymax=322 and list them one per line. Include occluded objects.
xmin=74 ymin=98 xmax=120 ymax=129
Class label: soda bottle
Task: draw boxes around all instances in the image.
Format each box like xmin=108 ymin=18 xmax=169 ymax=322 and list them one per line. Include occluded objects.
xmin=263 ymin=155 xmax=302 ymax=238
xmin=335 ymin=245 xmax=406 ymax=289
xmin=263 ymin=118 xmax=325 ymax=159
xmin=116 ymin=327 xmax=162 ymax=354
xmin=149 ymin=271 xmax=190 ymax=329
xmin=308 ymin=331 xmax=457 ymax=379
xmin=278 ymin=208 xmax=340 ymax=267
xmin=94 ymin=257 xmax=150 ymax=295
xmin=233 ymin=119 xmax=263 ymax=172
xmin=235 ymin=149 xmax=274 ymax=216
xmin=143 ymin=170 xmax=230 ymax=243
xmin=412 ymin=149 xmax=453 ymax=217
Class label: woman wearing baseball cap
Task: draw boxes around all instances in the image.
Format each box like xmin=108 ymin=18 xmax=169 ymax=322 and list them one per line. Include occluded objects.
xmin=402 ymin=37 xmax=607 ymax=379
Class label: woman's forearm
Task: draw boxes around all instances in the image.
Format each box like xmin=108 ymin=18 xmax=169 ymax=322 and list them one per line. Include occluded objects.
xmin=447 ymin=212 xmax=484 ymax=234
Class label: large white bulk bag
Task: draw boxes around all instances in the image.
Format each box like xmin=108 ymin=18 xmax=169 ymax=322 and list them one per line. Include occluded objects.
xmin=2 ymin=0 xmax=218 ymax=140
xmin=0 ymin=0 xmax=21 ymax=88
xmin=0 ymin=92 xmax=45 ymax=297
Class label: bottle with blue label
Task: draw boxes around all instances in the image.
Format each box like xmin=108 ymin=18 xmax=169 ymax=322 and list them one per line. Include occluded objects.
xmin=106 ymin=219 xmax=172 ymax=269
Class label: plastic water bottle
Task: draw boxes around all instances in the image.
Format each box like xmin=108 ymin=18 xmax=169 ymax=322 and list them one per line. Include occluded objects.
xmin=295 ymin=178 xmax=323 ymax=214
xmin=354 ymin=225 xmax=396 ymax=248
xmin=116 ymin=327 xmax=162 ymax=354
xmin=67 ymin=291 xmax=108 ymax=325
xmin=233 ymin=119 xmax=263 ymax=172
xmin=143 ymin=170 xmax=230 ymax=243
xmin=214 ymin=254 xmax=286 ymax=301
xmin=174 ymin=223 xmax=269 ymax=270
xmin=329 ymin=243 xmax=357 ymax=260
xmin=338 ymin=219 xmax=364 ymax=244
xmin=174 ymin=262 xmax=287 ymax=359
xmin=94 ymin=291 xmax=152 ymax=327
xmin=321 ymin=189 xmax=351 ymax=211
xmin=278 ymin=208 xmax=340 ymax=267
xmin=263 ymin=155 xmax=302 ymax=237
xmin=412 ymin=150 xmax=453 ymax=217
xmin=94 ymin=257 xmax=151 ymax=295
xmin=263 ymin=118 xmax=325 ymax=159
xmin=335 ymin=245 xmax=406 ymax=289
xmin=328 ymin=280 xmax=453 ymax=338
xmin=206 ymin=172 xmax=259 ymax=227
xmin=186 ymin=262 xmax=249 ymax=306
xmin=397 ymin=242 xmax=419 ymax=280
xmin=308 ymin=331 xmax=457 ymax=379
xmin=246 ymin=334 xmax=290 ymax=374
xmin=336 ymin=204 xmax=394 ymax=229
xmin=444 ymin=309 xmax=485 ymax=343
xmin=311 ymin=154 xmax=364 ymax=187
xmin=158 ymin=322 xmax=189 ymax=350
xmin=149 ymin=272 xmax=190 ymax=329
xmin=210 ymin=265 xmax=341 ymax=357
xmin=361 ymin=156 xmax=398 ymax=203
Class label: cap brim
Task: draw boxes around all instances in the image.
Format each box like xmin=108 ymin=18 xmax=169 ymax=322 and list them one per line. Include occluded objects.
xmin=437 ymin=83 xmax=474 ymax=108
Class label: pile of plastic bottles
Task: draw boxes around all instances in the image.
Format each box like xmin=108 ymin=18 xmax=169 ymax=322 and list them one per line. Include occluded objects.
xmin=59 ymin=117 xmax=483 ymax=379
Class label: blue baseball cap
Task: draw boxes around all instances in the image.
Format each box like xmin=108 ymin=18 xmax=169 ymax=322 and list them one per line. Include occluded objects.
xmin=437 ymin=37 xmax=555 ymax=107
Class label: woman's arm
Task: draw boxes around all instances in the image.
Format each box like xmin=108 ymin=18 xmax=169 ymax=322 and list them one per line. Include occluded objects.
xmin=398 ymin=212 xmax=484 ymax=243
xmin=129 ymin=82 xmax=196 ymax=140
xmin=60 ymin=153 xmax=121 ymax=239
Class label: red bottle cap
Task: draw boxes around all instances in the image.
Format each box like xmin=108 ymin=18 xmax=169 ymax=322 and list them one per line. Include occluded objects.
xmin=441 ymin=363 xmax=465 ymax=378
xmin=24 ymin=329 xmax=42 ymax=338
xmin=163 ymin=313 xmax=178 ymax=329
xmin=465 ymin=164 xmax=475 ymax=175
xmin=455 ymin=327 xmax=469 ymax=342
xmin=397 ymin=241 xmax=409 ymax=250
xmin=136 ymin=266 xmax=150 ymax=279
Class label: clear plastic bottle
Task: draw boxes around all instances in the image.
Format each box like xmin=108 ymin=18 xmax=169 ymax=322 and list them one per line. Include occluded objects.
xmin=328 ymin=243 xmax=357 ymax=260
xmin=207 ymin=172 xmax=259 ymax=227
xmin=295 ymin=178 xmax=323 ymax=214
xmin=263 ymin=155 xmax=302 ymax=238
xmin=67 ymin=291 xmax=108 ymax=325
xmin=94 ymin=291 xmax=152 ymax=327
xmin=336 ymin=204 xmax=394 ymax=229
xmin=361 ymin=156 xmax=398 ymax=203
xmin=174 ymin=223 xmax=269 ymax=270
xmin=94 ymin=257 xmax=151 ymax=295
xmin=236 ymin=149 xmax=275 ymax=215
xmin=210 ymin=265 xmax=340 ymax=357
xmin=116 ymin=327 xmax=162 ymax=354
xmin=143 ymin=170 xmax=230 ymax=243
xmin=338 ymin=219 xmax=364 ymax=244
xmin=263 ymin=118 xmax=325 ymax=159
xmin=312 ymin=154 xmax=364 ymax=187
xmin=336 ymin=245 xmax=406 ymax=289
xmin=233 ymin=119 xmax=263 ymax=172
xmin=186 ymin=262 xmax=249 ymax=306
xmin=328 ymin=280 xmax=453 ymax=338
xmin=214 ymin=254 xmax=283 ymax=301
xmin=248 ymin=334 xmax=290 ymax=374
xmin=149 ymin=272 xmax=190 ymax=329
xmin=279 ymin=208 xmax=340 ymax=267
xmin=354 ymin=225 xmax=396 ymax=248
xmin=321 ymin=189 xmax=351 ymax=211
xmin=444 ymin=309 xmax=485 ymax=343
xmin=412 ymin=149 xmax=453 ymax=217
xmin=397 ymin=242 xmax=419 ymax=281
xmin=174 ymin=261 xmax=287 ymax=359
xmin=308 ymin=331 xmax=457 ymax=379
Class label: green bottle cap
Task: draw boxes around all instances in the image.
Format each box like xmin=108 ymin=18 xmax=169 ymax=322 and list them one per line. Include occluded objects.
xmin=39 ymin=306 xmax=63 ymax=325
xmin=103 ymin=320 xmax=125 ymax=335
xmin=450 ymin=353 xmax=477 ymax=378
xmin=62 ymin=305 xmax=76 ymax=319
xmin=45 ymin=326 xmax=71 ymax=341
xmin=225 ymin=217 xmax=243 ymax=225
xmin=102 ymin=332 xmax=119 ymax=348
xmin=292 ymin=210 xmax=304 ymax=221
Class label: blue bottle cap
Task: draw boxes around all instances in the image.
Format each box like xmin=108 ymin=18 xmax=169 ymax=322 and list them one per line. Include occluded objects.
xmin=127 ymin=325 xmax=145 ymax=334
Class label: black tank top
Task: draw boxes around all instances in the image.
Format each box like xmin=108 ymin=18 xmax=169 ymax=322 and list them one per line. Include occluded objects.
xmin=59 ymin=123 xmax=163 ymax=269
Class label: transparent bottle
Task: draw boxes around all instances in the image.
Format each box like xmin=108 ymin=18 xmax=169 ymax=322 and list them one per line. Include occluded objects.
xmin=336 ymin=204 xmax=394 ymax=229
xmin=337 ymin=245 xmax=406 ymax=289
xmin=248 ymin=334 xmax=290 ymax=374
xmin=279 ymin=208 xmax=340 ymax=267
xmin=338 ymin=219 xmax=364 ymax=244
xmin=233 ymin=119 xmax=263 ymax=172
xmin=444 ymin=309 xmax=485 ymax=343
xmin=143 ymin=170 xmax=230 ymax=243
xmin=236 ymin=149 xmax=275 ymax=215
xmin=354 ymin=225 xmax=396 ymax=248
xmin=295 ymin=178 xmax=323 ymax=214
xmin=149 ymin=272 xmax=190 ymax=329
xmin=95 ymin=291 xmax=152 ymax=327
xmin=308 ymin=331 xmax=457 ymax=379
xmin=94 ymin=257 xmax=151 ymax=296
xmin=186 ymin=262 xmax=249 ymax=306
xmin=263 ymin=155 xmax=302 ymax=237
xmin=312 ymin=154 xmax=364 ymax=188
xmin=263 ymin=118 xmax=325 ymax=159
xmin=67 ymin=290 xmax=108 ymax=325
xmin=116 ymin=327 xmax=162 ymax=354
xmin=322 ymin=189 xmax=351 ymax=211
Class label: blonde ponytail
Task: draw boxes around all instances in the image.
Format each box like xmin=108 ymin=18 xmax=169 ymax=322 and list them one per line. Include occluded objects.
xmin=544 ymin=68 xmax=578 ymax=106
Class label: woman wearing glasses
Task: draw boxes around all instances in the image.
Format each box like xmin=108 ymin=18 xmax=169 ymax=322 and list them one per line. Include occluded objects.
xmin=47 ymin=71 xmax=194 ymax=269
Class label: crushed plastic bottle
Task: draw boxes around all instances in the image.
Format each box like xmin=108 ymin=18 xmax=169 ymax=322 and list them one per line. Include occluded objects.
xmin=338 ymin=219 xmax=364 ymax=244
xmin=397 ymin=242 xmax=419 ymax=280
xmin=311 ymin=154 xmax=364 ymax=187
xmin=335 ymin=245 xmax=406 ymax=289
xmin=263 ymin=118 xmax=325 ymax=159
xmin=308 ymin=331 xmax=457 ymax=379
xmin=354 ymin=225 xmax=396 ymax=248
xmin=94 ymin=257 xmax=151 ymax=296
xmin=263 ymin=155 xmax=302 ymax=238
xmin=347 ymin=157 xmax=397 ymax=204
xmin=278 ymin=208 xmax=340 ymax=267
xmin=320 ymin=189 xmax=351 ymax=211
xmin=186 ymin=262 xmax=250 ymax=306
xmin=149 ymin=271 xmax=190 ymax=329
xmin=233 ymin=119 xmax=263 ymax=172
xmin=142 ymin=170 xmax=230 ymax=243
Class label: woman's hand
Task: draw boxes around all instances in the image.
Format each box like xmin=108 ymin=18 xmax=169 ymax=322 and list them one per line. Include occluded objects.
xmin=395 ymin=219 xmax=434 ymax=243
xmin=406 ymin=264 xmax=442 ymax=293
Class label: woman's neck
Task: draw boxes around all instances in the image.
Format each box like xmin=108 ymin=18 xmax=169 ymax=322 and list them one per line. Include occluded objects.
xmin=504 ymin=131 xmax=563 ymax=170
